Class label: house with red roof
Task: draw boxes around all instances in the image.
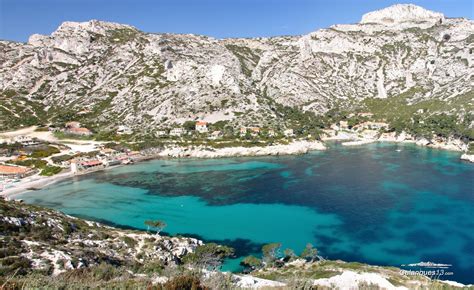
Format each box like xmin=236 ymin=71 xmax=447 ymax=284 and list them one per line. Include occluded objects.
xmin=195 ymin=121 xmax=208 ymax=133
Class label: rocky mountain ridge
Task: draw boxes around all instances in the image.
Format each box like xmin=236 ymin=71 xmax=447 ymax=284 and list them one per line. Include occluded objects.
xmin=0 ymin=4 xmax=472 ymax=137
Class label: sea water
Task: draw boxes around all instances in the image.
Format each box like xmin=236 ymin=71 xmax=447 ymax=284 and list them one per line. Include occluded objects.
xmin=17 ymin=142 xmax=474 ymax=283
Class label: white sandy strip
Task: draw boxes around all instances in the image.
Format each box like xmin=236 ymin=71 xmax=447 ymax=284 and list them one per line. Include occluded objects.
xmin=312 ymin=270 xmax=407 ymax=290
xmin=1 ymin=171 xmax=74 ymax=198
xmin=341 ymin=139 xmax=376 ymax=146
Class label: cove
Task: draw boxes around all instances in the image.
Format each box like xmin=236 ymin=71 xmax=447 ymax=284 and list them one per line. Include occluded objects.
xmin=16 ymin=142 xmax=474 ymax=283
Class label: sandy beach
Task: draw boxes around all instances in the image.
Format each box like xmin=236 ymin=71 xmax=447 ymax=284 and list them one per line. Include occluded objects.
xmin=1 ymin=171 xmax=75 ymax=198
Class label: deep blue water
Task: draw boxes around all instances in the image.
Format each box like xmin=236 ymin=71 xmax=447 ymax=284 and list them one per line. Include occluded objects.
xmin=17 ymin=142 xmax=474 ymax=283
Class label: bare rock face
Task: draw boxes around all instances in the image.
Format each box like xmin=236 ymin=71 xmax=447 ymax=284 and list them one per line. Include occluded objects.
xmin=0 ymin=5 xmax=472 ymax=133
xmin=361 ymin=4 xmax=445 ymax=26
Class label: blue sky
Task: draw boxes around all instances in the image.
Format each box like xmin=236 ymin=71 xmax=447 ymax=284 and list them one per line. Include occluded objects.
xmin=0 ymin=0 xmax=472 ymax=42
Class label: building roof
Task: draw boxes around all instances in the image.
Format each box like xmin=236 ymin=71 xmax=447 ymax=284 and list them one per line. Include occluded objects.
xmin=0 ymin=164 xmax=31 ymax=174
xmin=196 ymin=121 xmax=207 ymax=126
xmin=69 ymin=127 xmax=91 ymax=133
xmin=66 ymin=121 xmax=81 ymax=127
xmin=80 ymin=160 xmax=102 ymax=166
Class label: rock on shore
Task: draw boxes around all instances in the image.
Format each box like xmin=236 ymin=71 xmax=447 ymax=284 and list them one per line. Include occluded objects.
xmin=461 ymin=154 xmax=474 ymax=163
xmin=158 ymin=140 xmax=326 ymax=158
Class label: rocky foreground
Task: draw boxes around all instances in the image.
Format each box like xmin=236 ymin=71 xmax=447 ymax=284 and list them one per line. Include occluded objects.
xmin=1 ymin=198 xmax=472 ymax=289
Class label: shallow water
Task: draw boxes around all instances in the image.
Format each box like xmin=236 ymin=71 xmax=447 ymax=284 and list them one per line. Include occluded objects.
xmin=17 ymin=142 xmax=474 ymax=283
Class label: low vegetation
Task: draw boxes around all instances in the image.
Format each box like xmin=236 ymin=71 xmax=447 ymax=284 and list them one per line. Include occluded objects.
xmin=39 ymin=165 xmax=62 ymax=176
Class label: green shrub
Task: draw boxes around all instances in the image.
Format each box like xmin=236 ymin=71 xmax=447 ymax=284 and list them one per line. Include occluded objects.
xmin=240 ymin=255 xmax=263 ymax=272
xmin=9 ymin=159 xmax=47 ymax=169
xmin=163 ymin=274 xmax=206 ymax=290
xmin=51 ymin=154 xmax=74 ymax=163
xmin=30 ymin=146 xmax=60 ymax=158
xmin=182 ymin=243 xmax=234 ymax=270
xmin=40 ymin=166 xmax=62 ymax=176
xmin=121 ymin=236 xmax=138 ymax=248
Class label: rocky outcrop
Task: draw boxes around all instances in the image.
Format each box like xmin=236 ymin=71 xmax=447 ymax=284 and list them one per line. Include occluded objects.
xmin=0 ymin=198 xmax=202 ymax=276
xmin=157 ymin=140 xmax=326 ymax=158
xmin=461 ymin=153 xmax=474 ymax=163
xmin=361 ymin=4 xmax=444 ymax=26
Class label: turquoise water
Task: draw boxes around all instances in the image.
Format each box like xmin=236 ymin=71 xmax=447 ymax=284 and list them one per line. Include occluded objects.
xmin=17 ymin=143 xmax=474 ymax=283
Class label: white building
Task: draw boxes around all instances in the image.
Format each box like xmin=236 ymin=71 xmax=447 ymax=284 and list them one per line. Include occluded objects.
xmin=13 ymin=136 xmax=40 ymax=147
xmin=117 ymin=125 xmax=133 ymax=135
xmin=195 ymin=121 xmax=208 ymax=133
xmin=170 ymin=128 xmax=185 ymax=137
xmin=209 ymin=130 xmax=223 ymax=140
xmin=156 ymin=130 xmax=167 ymax=137
xmin=339 ymin=121 xmax=349 ymax=130
xmin=239 ymin=127 xmax=247 ymax=137
xmin=70 ymin=160 xmax=78 ymax=174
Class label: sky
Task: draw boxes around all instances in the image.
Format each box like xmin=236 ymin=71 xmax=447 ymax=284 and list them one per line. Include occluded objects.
xmin=0 ymin=0 xmax=472 ymax=42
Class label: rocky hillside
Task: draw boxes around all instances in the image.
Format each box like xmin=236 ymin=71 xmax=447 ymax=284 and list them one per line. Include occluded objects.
xmin=0 ymin=4 xmax=472 ymax=137
xmin=0 ymin=197 xmax=201 ymax=279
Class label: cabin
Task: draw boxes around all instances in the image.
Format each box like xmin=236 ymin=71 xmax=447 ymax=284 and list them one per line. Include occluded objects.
xmin=117 ymin=125 xmax=133 ymax=135
xmin=0 ymin=164 xmax=35 ymax=179
xmin=65 ymin=121 xmax=81 ymax=129
xmin=195 ymin=121 xmax=208 ymax=133
xmin=156 ymin=130 xmax=167 ymax=137
xmin=209 ymin=130 xmax=223 ymax=140
xmin=353 ymin=121 xmax=389 ymax=131
xmin=80 ymin=160 xmax=103 ymax=169
xmin=250 ymin=127 xmax=260 ymax=136
xmin=170 ymin=128 xmax=185 ymax=137
xmin=339 ymin=121 xmax=349 ymax=130
xmin=67 ymin=127 xmax=92 ymax=136
xmin=12 ymin=136 xmax=40 ymax=147
xmin=239 ymin=127 xmax=247 ymax=137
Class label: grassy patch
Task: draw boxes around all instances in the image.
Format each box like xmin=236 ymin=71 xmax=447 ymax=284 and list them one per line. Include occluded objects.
xmin=40 ymin=166 xmax=62 ymax=176
xmin=30 ymin=146 xmax=60 ymax=158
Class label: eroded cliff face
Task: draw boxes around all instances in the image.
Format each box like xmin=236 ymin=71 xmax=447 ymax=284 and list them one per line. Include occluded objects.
xmin=0 ymin=4 xmax=472 ymax=133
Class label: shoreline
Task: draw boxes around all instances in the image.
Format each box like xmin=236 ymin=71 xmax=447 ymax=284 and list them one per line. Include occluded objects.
xmin=2 ymin=137 xmax=472 ymax=199
xmin=157 ymin=139 xmax=327 ymax=158
xmin=2 ymin=140 xmax=473 ymax=287
xmin=1 ymin=140 xmax=326 ymax=199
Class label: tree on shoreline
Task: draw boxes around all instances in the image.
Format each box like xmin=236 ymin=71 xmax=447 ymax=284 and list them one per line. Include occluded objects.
xmin=300 ymin=243 xmax=318 ymax=262
xmin=240 ymin=255 xmax=263 ymax=273
xmin=183 ymin=243 xmax=234 ymax=270
xmin=144 ymin=220 xmax=167 ymax=235
xmin=262 ymin=243 xmax=281 ymax=266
